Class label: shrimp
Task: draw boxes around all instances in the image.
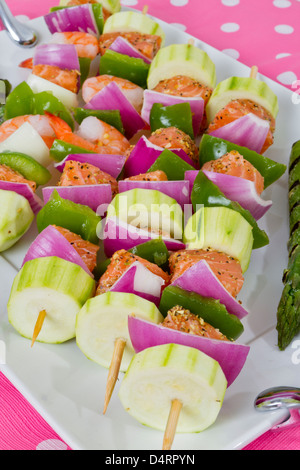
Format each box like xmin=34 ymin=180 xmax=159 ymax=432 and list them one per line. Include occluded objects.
xmin=49 ymin=114 xmax=130 ymax=155
xmin=81 ymin=75 xmax=144 ymax=113
xmin=49 ymin=32 xmax=100 ymax=60
xmin=0 ymin=114 xmax=70 ymax=149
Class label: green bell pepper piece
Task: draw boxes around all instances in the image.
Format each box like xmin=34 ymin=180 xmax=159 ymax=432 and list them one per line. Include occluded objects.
xmin=99 ymin=50 xmax=150 ymax=88
xmin=78 ymin=57 xmax=91 ymax=84
xmin=4 ymin=82 xmax=74 ymax=130
xmin=50 ymin=139 xmax=94 ymax=162
xmin=73 ymin=107 xmax=124 ymax=135
xmin=36 ymin=190 xmax=101 ymax=245
xmin=147 ymin=149 xmax=195 ymax=181
xmin=199 ymin=134 xmax=286 ymax=188
xmin=191 ymin=170 xmax=269 ymax=249
xmin=0 ymin=151 xmax=51 ymax=186
xmin=95 ymin=239 xmax=170 ymax=280
xmin=0 ymin=79 xmax=11 ymax=124
xmin=159 ymin=285 xmax=244 ymax=341
xmin=150 ymin=102 xmax=194 ymax=139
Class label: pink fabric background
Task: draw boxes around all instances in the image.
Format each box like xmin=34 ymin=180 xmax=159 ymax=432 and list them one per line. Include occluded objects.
xmin=1 ymin=0 xmax=300 ymax=451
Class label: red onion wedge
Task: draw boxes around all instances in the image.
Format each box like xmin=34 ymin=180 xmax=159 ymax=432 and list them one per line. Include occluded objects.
xmin=0 ymin=181 xmax=43 ymax=215
xmin=108 ymin=36 xmax=152 ymax=64
xmin=22 ymin=224 xmax=93 ymax=277
xmin=202 ymin=170 xmax=272 ymax=220
xmin=184 ymin=170 xmax=198 ymax=200
xmin=142 ymin=89 xmax=204 ymax=136
xmin=102 ymin=217 xmax=186 ymax=258
xmin=54 ymin=153 xmax=126 ymax=179
xmin=44 ymin=4 xmax=99 ymax=36
xmin=128 ymin=315 xmax=250 ymax=387
xmin=209 ymin=113 xmax=270 ymax=154
xmin=84 ymin=81 xmax=145 ymax=139
xmin=124 ymin=135 xmax=198 ymax=178
xmin=118 ymin=180 xmax=190 ymax=209
xmin=42 ymin=184 xmax=112 ymax=213
xmin=110 ymin=261 xmax=165 ymax=307
xmin=33 ymin=44 xmax=80 ymax=73
xmin=171 ymin=259 xmax=249 ymax=319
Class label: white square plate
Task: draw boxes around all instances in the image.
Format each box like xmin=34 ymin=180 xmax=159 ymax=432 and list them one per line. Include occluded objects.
xmin=0 ymin=8 xmax=299 ymax=450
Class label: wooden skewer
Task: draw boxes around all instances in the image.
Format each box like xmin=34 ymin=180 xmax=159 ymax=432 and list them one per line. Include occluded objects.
xmin=188 ymin=38 xmax=195 ymax=46
xmin=31 ymin=310 xmax=47 ymax=348
xmin=250 ymin=65 xmax=258 ymax=79
xmin=103 ymin=337 xmax=127 ymax=414
xmin=162 ymin=399 xmax=183 ymax=450
xmin=142 ymin=5 xmax=149 ymax=15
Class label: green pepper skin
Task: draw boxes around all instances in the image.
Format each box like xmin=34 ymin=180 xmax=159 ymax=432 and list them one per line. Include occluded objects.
xmin=73 ymin=107 xmax=124 ymax=134
xmin=150 ymin=103 xmax=194 ymax=139
xmin=277 ymin=141 xmax=300 ymax=350
xmin=4 ymin=82 xmax=74 ymax=130
xmin=159 ymin=285 xmax=244 ymax=341
xmin=50 ymin=140 xmax=94 ymax=162
xmin=147 ymin=149 xmax=194 ymax=181
xmin=0 ymin=152 xmax=51 ymax=186
xmin=36 ymin=190 xmax=101 ymax=245
xmin=99 ymin=50 xmax=150 ymax=88
xmin=191 ymin=171 xmax=269 ymax=249
xmin=199 ymin=134 xmax=286 ymax=188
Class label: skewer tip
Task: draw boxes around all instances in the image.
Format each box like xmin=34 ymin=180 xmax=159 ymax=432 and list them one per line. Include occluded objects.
xmin=31 ymin=310 xmax=47 ymax=348
xmin=103 ymin=338 xmax=127 ymax=414
xmin=162 ymin=399 xmax=183 ymax=450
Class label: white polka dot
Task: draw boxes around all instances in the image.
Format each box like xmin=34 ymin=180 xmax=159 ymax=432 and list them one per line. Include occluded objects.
xmin=277 ymin=71 xmax=297 ymax=85
xmin=170 ymin=0 xmax=189 ymax=6
xmin=220 ymin=23 xmax=240 ymax=33
xmin=222 ymin=48 xmax=240 ymax=59
xmin=275 ymin=24 xmax=294 ymax=34
xmin=276 ymin=52 xmax=291 ymax=59
xmin=221 ymin=0 xmax=240 ymax=6
xmin=171 ymin=23 xmax=187 ymax=31
xmin=273 ymin=0 xmax=291 ymax=7
xmin=120 ymin=0 xmax=138 ymax=6
xmin=36 ymin=439 xmax=68 ymax=451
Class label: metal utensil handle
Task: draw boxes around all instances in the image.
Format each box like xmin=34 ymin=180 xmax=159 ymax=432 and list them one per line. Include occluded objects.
xmin=0 ymin=0 xmax=37 ymax=46
xmin=255 ymin=386 xmax=300 ymax=412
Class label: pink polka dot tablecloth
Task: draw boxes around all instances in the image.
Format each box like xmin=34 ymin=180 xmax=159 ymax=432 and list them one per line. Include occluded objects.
xmin=1 ymin=0 xmax=300 ymax=451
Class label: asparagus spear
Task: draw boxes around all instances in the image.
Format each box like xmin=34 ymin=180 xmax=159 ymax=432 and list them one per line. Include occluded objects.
xmin=276 ymin=141 xmax=300 ymax=350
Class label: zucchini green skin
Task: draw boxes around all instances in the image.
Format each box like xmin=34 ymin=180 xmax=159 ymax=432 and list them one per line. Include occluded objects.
xmin=276 ymin=141 xmax=300 ymax=350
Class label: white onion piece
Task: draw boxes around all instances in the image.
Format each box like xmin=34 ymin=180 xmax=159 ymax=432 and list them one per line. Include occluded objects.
xmin=110 ymin=261 xmax=165 ymax=306
xmin=202 ymin=170 xmax=272 ymax=220
xmin=27 ymin=74 xmax=78 ymax=109
xmin=42 ymin=184 xmax=112 ymax=213
xmin=22 ymin=225 xmax=93 ymax=277
xmin=209 ymin=113 xmax=270 ymax=154
xmin=108 ymin=36 xmax=152 ymax=64
xmin=171 ymin=259 xmax=249 ymax=319
xmin=128 ymin=315 xmax=250 ymax=388
xmin=124 ymin=135 xmax=197 ymax=178
xmin=54 ymin=153 xmax=126 ymax=179
xmin=0 ymin=181 xmax=43 ymax=215
xmin=118 ymin=180 xmax=190 ymax=208
xmin=141 ymin=89 xmax=204 ymax=136
xmin=84 ymin=81 xmax=145 ymax=139
xmin=102 ymin=217 xmax=186 ymax=258
xmin=0 ymin=122 xmax=51 ymax=168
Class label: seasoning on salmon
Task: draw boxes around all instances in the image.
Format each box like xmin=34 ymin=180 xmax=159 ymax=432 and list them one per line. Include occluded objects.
xmin=58 ymin=160 xmax=119 ymax=197
xmin=99 ymin=32 xmax=162 ymax=60
xmin=162 ymin=305 xmax=229 ymax=341
xmin=207 ymin=99 xmax=276 ymax=154
xmin=96 ymin=249 xmax=170 ymax=295
xmin=169 ymin=248 xmax=244 ymax=299
xmin=124 ymin=170 xmax=168 ymax=182
xmin=0 ymin=163 xmax=36 ymax=192
xmin=148 ymin=127 xmax=199 ymax=164
xmin=53 ymin=225 xmax=99 ymax=273
xmin=32 ymin=64 xmax=80 ymax=93
xmin=202 ymin=150 xmax=264 ymax=195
